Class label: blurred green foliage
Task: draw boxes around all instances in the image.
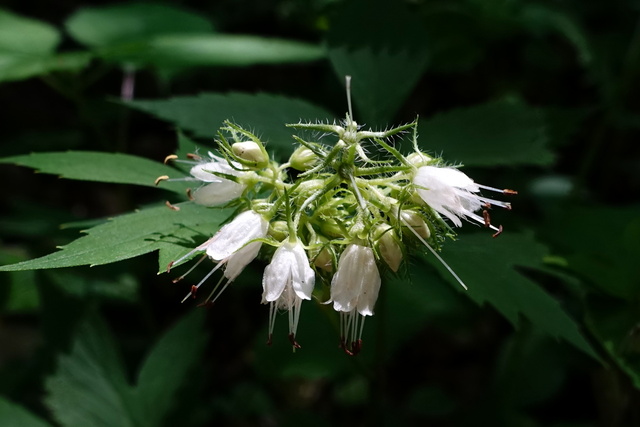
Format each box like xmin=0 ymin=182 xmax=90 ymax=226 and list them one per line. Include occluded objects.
xmin=0 ymin=0 xmax=639 ymax=426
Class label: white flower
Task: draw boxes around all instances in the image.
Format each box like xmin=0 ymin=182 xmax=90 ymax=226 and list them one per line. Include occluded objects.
xmin=330 ymin=244 xmax=381 ymax=355
xmin=331 ymin=244 xmax=381 ymax=316
xmin=171 ymin=210 xmax=269 ymax=303
xmin=204 ymin=210 xmax=268 ymax=261
xmin=261 ymin=240 xmax=315 ymax=348
xmin=190 ymin=153 xmax=248 ymax=206
xmin=413 ymin=165 xmax=513 ymax=234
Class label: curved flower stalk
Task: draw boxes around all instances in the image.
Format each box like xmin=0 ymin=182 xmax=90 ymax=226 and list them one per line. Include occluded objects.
xmin=330 ymin=244 xmax=381 ymax=355
xmin=261 ymin=240 xmax=315 ymax=349
xmin=161 ymin=102 xmax=516 ymax=354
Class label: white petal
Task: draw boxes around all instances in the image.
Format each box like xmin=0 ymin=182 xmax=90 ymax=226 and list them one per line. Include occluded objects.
xmin=289 ymin=243 xmax=315 ymax=300
xmin=192 ymin=181 xmax=246 ymax=206
xmin=224 ymin=241 xmax=262 ymax=281
xmin=205 ymin=211 xmax=268 ymax=261
xmin=331 ymin=244 xmax=379 ymax=315
xmin=190 ymin=161 xmax=243 ymax=182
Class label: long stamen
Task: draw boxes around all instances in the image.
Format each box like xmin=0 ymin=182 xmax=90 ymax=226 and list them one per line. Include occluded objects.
xmin=475 ymin=195 xmax=512 ymax=210
xmin=172 ymin=254 xmax=207 ymax=282
xmin=181 ymin=263 xmax=224 ymax=303
xmin=402 ymin=217 xmax=468 ymax=290
xmin=267 ymin=302 xmax=278 ymax=346
xmin=477 ymin=184 xmax=518 ymax=195
xmin=466 ymin=211 xmax=501 ymax=233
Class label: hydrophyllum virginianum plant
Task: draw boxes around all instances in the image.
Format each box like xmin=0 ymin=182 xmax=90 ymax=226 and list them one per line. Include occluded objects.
xmin=156 ymin=86 xmax=517 ymax=356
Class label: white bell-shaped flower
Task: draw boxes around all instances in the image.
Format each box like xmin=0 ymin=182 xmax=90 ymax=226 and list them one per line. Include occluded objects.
xmin=331 ymin=244 xmax=381 ymax=316
xmin=205 ymin=210 xmax=269 ymax=261
xmin=413 ymin=166 xmax=513 ymax=234
xmin=262 ymin=240 xmax=315 ymax=348
xmin=330 ymin=244 xmax=381 ymax=356
xmin=190 ymin=153 xmax=248 ymax=206
xmin=171 ymin=210 xmax=268 ymax=304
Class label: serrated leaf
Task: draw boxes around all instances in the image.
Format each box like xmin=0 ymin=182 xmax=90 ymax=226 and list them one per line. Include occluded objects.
xmin=327 ymin=0 xmax=429 ymax=124
xmin=45 ymin=311 xmax=207 ymax=427
xmin=0 ymin=397 xmax=53 ymax=427
xmin=135 ymin=310 xmax=206 ymax=426
xmin=45 ymin=315 xmax=135 ymax=427
xmin=0 ymin=151 xmax=188 ymax=194
xmin=418 ymin=101 xmax=553 ymax=166
xmin=101 ymin=34 xmax=326 ymax=68
xmin=65 ymin=3 xmax=214 ymax=48
xmin=0 ymin=203 xmax=231 ymax=272
xmin=426 ymin=231 xmax=596 ymax=359
xmin=126 ymin=93 xmax=334 ymax=158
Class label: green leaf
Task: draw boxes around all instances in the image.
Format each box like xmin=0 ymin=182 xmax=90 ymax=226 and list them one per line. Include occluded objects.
xmin=0 ymin=10 xmax=89 ymax=82
xmin=65 ymin=2 xmax=214 ymax=48
xmin=427 ymin=231 xmax=597 ymax=359
xmin=585 ymin=296 xmax=640 ymax=389
xmin=135 ymin=310 xmax=207 ymax=427
xmin=0 ymin=51 xmax=91 ymax=83
xmin=0 ymin=151 xmax=188 ymax=194
xmin=47 ymin=270 xmax=139 ymax=302
xmin=327 ymin=0 xmax=429 ymax=124
xmin=0 ymin=9 xmax=60 ymax=54
xmin=0 ymin=203 xmax=232 ymax=272
xmin=541 ymin=205 xmax=640 ymax=301
xmin=0 ymin=249 xmax=39 ymax=312
xmin=45 ymin=311 xmax=207 ymax=427
xmin=126 ymin=93 xmax=334 ymax=158
xmin=101 ymin=34 xmax=326 ymax=68
xmin=417 ymin=100 xmax=553 ymax=166
xmin=45 ymin=315 xmax=135 ymax=427
xmin=0 ymin=397 xmax=53 ymax=427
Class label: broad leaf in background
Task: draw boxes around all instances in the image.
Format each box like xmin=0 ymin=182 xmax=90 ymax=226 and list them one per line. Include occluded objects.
xmin=0 ymin=9 xmax=89 ymax=83
xmin=45 ymin=315 xmax=134 ymax=427
xmin=126 ymin=93 xmax=334 ymax=158
xmin=418 ymin=100 xmax=553 ymax=166
xmin=520 ymin=4 xmax=593 ymax=67
xmin=585 ymin=296 xmax=640 ymax=390
xmin=65 ymin=2 xmax=214 ymax=48
xmin=0 ymin=203 xmax=232 ymax=273
xmin=327 ymin=0 xmax=429 ymax=125
xmin=426 ymin=232 xmax=596 ymax=359
xmin=135 ymin=310 xmax=207 ymax=427
xmin=0 ymin=397 xmax=53 ymax=427
xmin=0 ymin=151 xmax=188 ymax=194
xmin=541 ymin=205 xmax=640 ymax=301
xmin=45 ymin=310 xmax=206 ymax=427
xmin=102 ymin=34 xmax=326 ymax=68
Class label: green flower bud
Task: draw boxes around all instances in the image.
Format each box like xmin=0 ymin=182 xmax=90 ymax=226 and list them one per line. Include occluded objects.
xmin=290 ymin=146 xmax=319 ymax=171
xmin=374 ymin=225 xmax=403 ymax=272
xmin=232 ymin=141 xmax=268 ymax=168
xmin=400 ymin=210 xmax=431 ymax=239
xmin=269 ymin=220 xmax=288 ymax=241
xmin=406 ymin=152 xmax=432 ymax=167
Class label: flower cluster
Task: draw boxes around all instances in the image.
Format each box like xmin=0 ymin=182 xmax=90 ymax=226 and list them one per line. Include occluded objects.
xmin=159 ymin=118 xmax=516 ymax=355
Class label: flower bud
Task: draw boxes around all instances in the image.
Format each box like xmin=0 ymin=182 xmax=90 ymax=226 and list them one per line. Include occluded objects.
xmin=313 ymin=246 xmax=334 ymax=272
xmin=232 ymin=141 xmax=268 ymax=168
xmin=269 ymin=220 xmax=288 ymax=241
xmin=374 ymin=225 xmax=402 ymax=272
xmin=406 ymin=152 xmax=432 ymax=167
xmin=400 ymin=210 xmax=431 ymax=239
xmin=290 ymin=146 xmax=319 ymax=171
